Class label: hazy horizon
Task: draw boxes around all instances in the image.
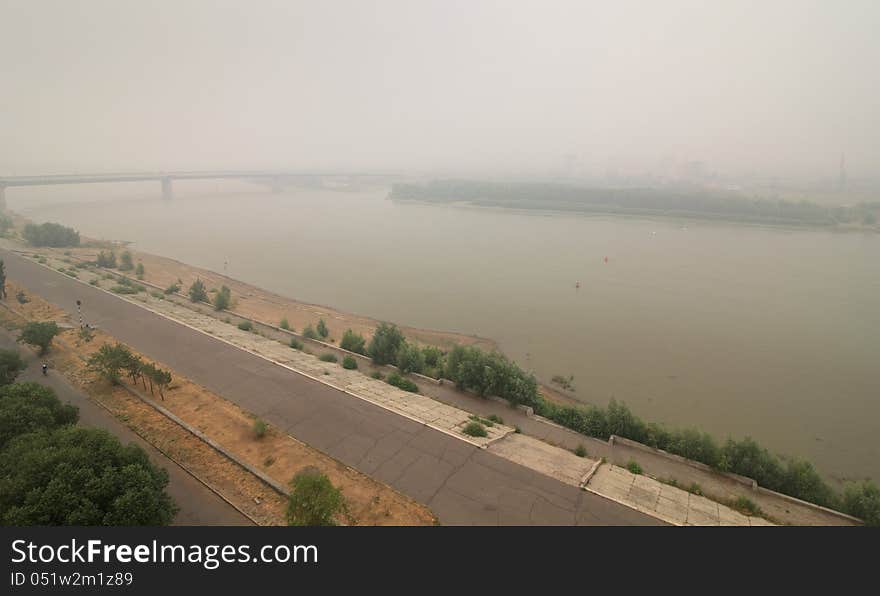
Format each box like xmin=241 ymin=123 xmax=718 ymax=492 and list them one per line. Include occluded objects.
xmin=2 ymin=1 xmax=878 ymax=182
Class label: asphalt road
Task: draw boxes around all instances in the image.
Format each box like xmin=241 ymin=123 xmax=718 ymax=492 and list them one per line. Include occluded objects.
xmin=0 ymin=328 xmax=252 ymax=526
xmin=3 ymin=249 xmax=662 ymax=525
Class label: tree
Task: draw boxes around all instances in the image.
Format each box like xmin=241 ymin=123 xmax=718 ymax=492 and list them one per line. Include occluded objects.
xmin=188 ymin=278 xmax=208 ymax=302
xmin=842 ymin=480 xmax=880 ymax=527
xmin=0 ymin=213 xmax=12 ymax=237
xmin=316 ymin=318 xmax=329 ymax=339
xmin=22 ymin=222 xmax=80 ymax=247
xmin=213 ymin=285 xmax=232 ymax=311
xmin=135 ymin=262 xmax=145 ymax=279
xmin=17 ymin=321 xmax=60 ymax=355
xmin=0 ymin=259 xmax=6 ymax=300
xmin=367 ymin=323 xmax=405 ymax=365
xmin=0 ymin=349 xmax=26 ymax=385
xmin=146 ymin=366 xmax=172 ymax=400
xmin=395 ymin=342 xmax=425 ymax=374
xmin=125 ymin=354 xmax=145 ymax=388
xmin=88 ymin=343 xmax=134 ymax=385
xmin=96 ymin=250 xmax=117 ymax=268
xmin=340 ymin=329 xmax=366 ymax=354
xmin=302 ymin=324 xmax=318 ymax=340
xmin=0 ymin=426 xmax=176 ymax=525
xmin=0 ymin=382 xmax=78 ymax=449
xmin=286 ymin=467 xmax=345 ymax=526
xmin=119 ymin=250 xmax=134 ymax=271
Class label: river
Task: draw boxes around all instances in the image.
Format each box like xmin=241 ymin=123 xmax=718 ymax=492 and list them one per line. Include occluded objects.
xmin=9 ymin=181 xmax=879 ymax=483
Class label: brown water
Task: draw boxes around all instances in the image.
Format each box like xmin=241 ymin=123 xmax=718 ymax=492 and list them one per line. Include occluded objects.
xmin=10 ymin=182 xmax=879 ymax=483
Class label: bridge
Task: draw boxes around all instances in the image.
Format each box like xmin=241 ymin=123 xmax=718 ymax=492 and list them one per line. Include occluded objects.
xmin=0 ymin=170 xmax=396 ymax=207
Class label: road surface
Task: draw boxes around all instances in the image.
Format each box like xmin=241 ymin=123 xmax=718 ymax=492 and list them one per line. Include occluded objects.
xmin=3 ymin=249 xmax=662 ymax=525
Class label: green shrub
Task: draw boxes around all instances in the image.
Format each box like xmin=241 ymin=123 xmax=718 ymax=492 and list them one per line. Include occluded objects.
xmin=422 ymin=345 xmax=444 ymax=368
xmin=302 ymin=325 xmax=318 ymax=340
xmin=342 ymin=356 xmax=357 ymax=370
xmin=395 ymin=342 xmax=425 ymax=374
xmin=732 ymin=496 xmax=762 ymax=516
xmin=237 ymin=321 xmax=253 ymax=331
xmin=253 ymin=419 xmax=268 ymax=439
xmin=370 ymin=371 xmax=384 ymax=380
xmin=487 ymin=414 xmax=504 ymax=424
xmin=164 ymin=282 xmax=181 ymax=295
xmin=280 ymin=318 xmax=290 ymax=330
xmin=445 ymin=344 xmax=539 ymax=407
xmin=17 ymin=321 xmax=60 ymax=355
xmin=64 ymin=270 xmax=77 ymax=278
xmin=367 ymin=322 xmax=405 ymax=365
xmin=0 ymin=350 xmax=27 ymax=386
xmin=462 ymin=421 xmax=488 ymax=438
xmin=626 ymin=460 xmax=643 ymax=475
xmin=340 ymin=329 xmax=366 ymax=354
xmin=150 ymin=290 xmax=164 ymax=300
xmin=89 ymin=278 xmax=99 ymax=286
xmin=96 ymin=251 xmax=117 ymax=268
xmin=841 ymin=480 xmax=880 ymax=526
xmin=111 ymin=285 xmax=138 ymax=294
xmin=119 ymin=251 xmax=134 ymax=271
xmin=318 ymin=353 xmax=337 ymax=363
xmin=135 ymin=262 xmax=145 ymax=279
xmin=574 ymin=444 xmax=588 ymax=458
xmin=188 ymin=278 xmax=208 ymax=302
xmin=688 ymin=483 xmax=703 ymax=496
xmin=213 ymin=285 xmax=232 ymax=311
xmin=316 ymin=318 xmax=329 ymax=339
xmin=386 ymin=372 xmax=418 ymax=393
xmin=286 ymin=467 xmax=345 ymax=526
xmin=290 ymin=338 xmax=303 ymax=350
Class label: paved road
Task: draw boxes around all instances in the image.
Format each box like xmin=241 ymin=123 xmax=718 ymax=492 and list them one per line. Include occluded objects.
xmin=3 ymin=250 xmax=662 ymax=525
xmin=0 ymin=328 xmax=252 ymax=526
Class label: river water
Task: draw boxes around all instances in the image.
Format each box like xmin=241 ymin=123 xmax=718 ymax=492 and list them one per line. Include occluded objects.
xmin=10 ymin=182 xmax=879 ymax=483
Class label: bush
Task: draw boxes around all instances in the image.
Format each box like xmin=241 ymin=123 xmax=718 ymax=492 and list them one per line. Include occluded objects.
xmin=150 ymin=290 xmax=164 ymax=300
xmin=386 ymin=372 xmax=418 ymax=393
xmin=462 ymin=422 xmax=488 ymax=438
xmin=732 ymin=496 xmax=762 ymax=516
xmin=64 ymin=268 xmax=78 ymax=277
xmin=22 ymin=222 xmax=80 ymax=247
xmin=316 ymin=318 xmax=329 ymax=339
xmin=487 ymin=414 xmax=504 ymax=424
xmin=253 ymin=419 xmax=268 ymax=439
xmin=370 ymin=371 xmax=384 ymax=380
xmin=188 ymin=278 xmax=208 ymax=302
xmin=15 ymin=291 xmax=29 ymax=304
xmin=318 ymin=353 xmax=337 ymax=363
xmin=286 ymin=467 xmax=345 ymax=526
xmin=0 ymin=350 xmax=26 ymax=386
xmin=340 ymin=329 xmax=366 ymax=354
xmin=367 ymin=323 xmax=405 ymax=365
xmin=302 ymin=325 xmax=318 ymax=340
xmin=237 ymin=321 xmax=253 ymax=331
xmin=118 ymin=251 xmax=134 ymax=271
xmin=89 ymin=278 xmax=99 ymax=286
xmin=280 ymin=318 xmax=290 ymax=330
xmin=135 ymin=262 xmax=145 ymax=279
xmin=574 ymin=444 xmax=588 ymax=458
xmin=422 ymin=345 xmax=444 ymax=368
xmin=213 ymin=285 xmax=232 ymax=311
xmin=626 ymin=460 xmax=643 ymax=475
xmin=395 ymin=342 xmax=425 ymax=374
xmin=164 ymin=281 xmax=181 ymax=295
xmin=111 ymin=285 xmax=139 ymax=294
xmin=290 ymin=338 xmax=303 ymax=350
xmin=342 ymin=356 xmax=357 ymax=370
xmin=17 ymin=321 xmax=60 ymax=355
xmin=445 ymin=344 xmax=540 ymax=408
xmin=841 ymin=480 xmax=880 ymax=526
xmin=96 ymin=250 xmax=117 ymax=268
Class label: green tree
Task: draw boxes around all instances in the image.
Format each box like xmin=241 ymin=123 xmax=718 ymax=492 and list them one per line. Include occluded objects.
xmin=17 ymin=321 xmax=60 ymax=355
xmin=188 ymin=278 xmax=208 ymax=302
xmin=135 ymin=262 xmax=145 ymax=279
xmin=0 ymin=213 xmax=13 ymax=237
xmin=0 ymin=259 xmax=6 ymax=300
xmin=88 ymin=343 xmax=134 ymax=385
xmin=367 ymin=322 xmax=405 ymax=365
xmin=22 ymin=222 xmax=80 ymax=247
xmin=213 ymin=285 xmax=232 ymax=311
xmin=150 ymin=367 xmax=172 ymax=400
xmin=119 ymin=251 xmax=134 ymax=271
xmin=395 ymin=342 xmax=425 ymax=374
xmin=0 ymin=382 xmax=78 ymax=449
xmin=286 ymin=467 xmax=345 ymax=526
xmin=0 ymin=349 xmax=26 ymax=385
xmin=316 ymin=318 xmax=329 ymax=339
xmin=302 ymin=324 xmax=318 ymax=340
xmin=340 ymin=329 xmax=366 ymax=354
xmin=842 ymin=480 xmax=880 ymax=526
xmin=96 ymin=250 xmax=117 ymax=268
xmin=0 ymin=426 xmax=176 ymax=525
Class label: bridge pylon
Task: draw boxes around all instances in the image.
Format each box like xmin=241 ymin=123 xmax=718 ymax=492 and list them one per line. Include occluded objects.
xmin=161 ymin=177 xmax=173 ymax=200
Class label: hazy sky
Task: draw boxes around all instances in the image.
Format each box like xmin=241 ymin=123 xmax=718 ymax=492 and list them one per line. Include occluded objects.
xmin=1 ymin=0 xmax=877 ymax=179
